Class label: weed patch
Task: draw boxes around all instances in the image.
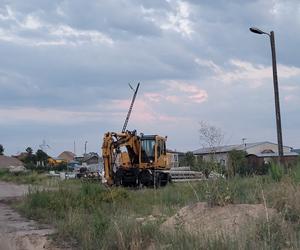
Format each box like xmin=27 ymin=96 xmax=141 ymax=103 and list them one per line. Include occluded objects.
xmin=15 ymin=170 xmax=300 ymax=249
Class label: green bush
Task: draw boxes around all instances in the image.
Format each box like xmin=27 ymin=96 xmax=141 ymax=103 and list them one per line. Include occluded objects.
xmin=228 ymin=150 xmax=247 ymax=177
xmin=269 ymin=162 xmax=284 ymax=182
xmin=291 ymin=162 xmax=300 ymax=183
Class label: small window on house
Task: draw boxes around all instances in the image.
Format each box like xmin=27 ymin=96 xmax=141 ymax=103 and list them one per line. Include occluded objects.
xmin=220 ymin=159 xmax=226 ymax=166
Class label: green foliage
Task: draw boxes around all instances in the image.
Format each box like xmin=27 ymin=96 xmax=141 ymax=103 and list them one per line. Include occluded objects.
xmin=26 ymin=147 xmax=33 ymax=154
xmin=23 ymin=147 xmax=36 ymax=164
xmin=0 ymin=170 xmax=48 ymax=184
xmin=269 ymin=162 xmax=284 ymax=182
xmin=25 ymin=162 xmax=68 ymax=172
xmin=192 ymin=159 xmax=224 ymax=177
xmin=180 ymin=151 xmax=195 ymax=167
xmin=205 ymin=179 xmax=233 ymax=206
xmin=291 ymin=162 xmax=300 ymax=183
xmin=0 ymin=144 xmax=4 ymax=155
xmin=36 ymin=149 xmax=48 ymax=159
xmin=228 ymin=150 xmax=247 ymax=177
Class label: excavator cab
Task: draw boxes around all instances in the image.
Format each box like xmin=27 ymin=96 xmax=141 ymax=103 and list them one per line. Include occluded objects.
xmin=140 ymin=135 xmax=156 ymax=163
xmin=140 ymin=135 xmax=167 ymax=168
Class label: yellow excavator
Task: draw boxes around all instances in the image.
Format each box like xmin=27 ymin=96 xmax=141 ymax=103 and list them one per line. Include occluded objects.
xmin=102 ymin=130 xmax=171 ymax=187
xmin=101 ymin=83 xmax=171 ymax=187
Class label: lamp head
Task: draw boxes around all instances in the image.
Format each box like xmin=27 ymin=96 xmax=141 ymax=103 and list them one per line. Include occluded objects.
xmin=249 ymin=27 xmax=265 ymax=35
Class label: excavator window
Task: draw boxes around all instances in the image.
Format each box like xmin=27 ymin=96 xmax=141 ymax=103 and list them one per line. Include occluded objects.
xmin=141 ymin=139 xmax=155 ymax=163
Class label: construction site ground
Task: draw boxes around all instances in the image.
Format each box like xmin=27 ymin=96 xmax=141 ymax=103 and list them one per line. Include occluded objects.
xmin=0 ymin=181 xmax=64 ymax=250
xmin=0 ymin=171 xmax=299 ymax=249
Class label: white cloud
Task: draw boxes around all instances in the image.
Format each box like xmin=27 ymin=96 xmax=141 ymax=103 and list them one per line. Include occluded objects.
xmin=0 ymin=107 xmax=115 ymax=125
xmin=21 ymin=15 xmax=42 ymax=30
xmin=142 ymin=0 xmax=194 ymax=37
xmin=0 ymin=6 xmax=17 ymax=21
xmin=0 ymin=6 xmax=114 ymax=47
xmin=161 ymin=1 xmax=194 ymax=37
xmin=195 ymin=58 xmax=300 ymax=88
xmin=50 ymin=25 xmax=114 ymax=46
xmin=281 ymin=85 xmax=299 ymax=91
xmin=195 ymin=58 xmax=223 ymax=74
xmin=56 ymin=5 xmax=66 ymax=17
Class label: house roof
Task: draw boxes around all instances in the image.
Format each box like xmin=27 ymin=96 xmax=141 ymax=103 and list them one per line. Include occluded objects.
xmin=292 ymin=149 xmax=300 ymax=154
xmin=193 ymin=141 xmax=292 ymax=155
xmin=57 ymin=151 xmax=76 ymax=162
xmin=0 ymin=155 xmax=24 ymax=168
xmin=166 ymin=149 xmax=185 ymax=154
xmin=248 ymin=152 xmax=299 ymax=158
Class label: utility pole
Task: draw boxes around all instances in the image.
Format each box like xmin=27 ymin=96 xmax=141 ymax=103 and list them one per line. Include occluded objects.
xmin=249 ymin=27 xmax=284 ymax=165
xmin=269 ymin=31 xmax=284 ymax=165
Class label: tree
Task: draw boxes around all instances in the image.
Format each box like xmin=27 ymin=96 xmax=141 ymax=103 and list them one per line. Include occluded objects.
xmin=0 ymin=144 xmax=4 ymax=155
xmin=198 ymin=121 xmax=224 ymax=173
xmin=228 ymin=150 xmax=247 ymax=177
xmin=199 ymin=121 xmax=224 ymax=151
xmin=24 ymin=147 xmax=35 ymax=164
xmin=180 ymin=151 xmax=195 ymax=167
xmin=26 ymin=147 xmax=33 ymax=155
xmin=36 ymin=149 xmax=48 ymax=167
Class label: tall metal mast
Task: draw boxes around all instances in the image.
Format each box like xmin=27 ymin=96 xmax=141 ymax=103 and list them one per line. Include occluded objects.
xmin=122 ymin=83 xmax=140 ymax=133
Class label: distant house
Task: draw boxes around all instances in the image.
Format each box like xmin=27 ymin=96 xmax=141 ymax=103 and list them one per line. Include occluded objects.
xmin=292 ymin=149 xmax=300 ymax=154
xmin=57 ymin=151 xmax=76 ymax=163
xmin=75 ymin=152 xmax=100 ymax=165
xmin=166 ymin=149 xmax=185 ymax=168
xmin=0 ymin=155 xmax=25 ymax=172
xmin=193 ymin=141 xmax=298 ymax=168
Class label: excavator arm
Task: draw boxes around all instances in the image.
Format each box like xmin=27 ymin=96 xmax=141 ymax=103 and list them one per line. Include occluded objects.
xmin=102 ymin=131 xmax=140 ymax=185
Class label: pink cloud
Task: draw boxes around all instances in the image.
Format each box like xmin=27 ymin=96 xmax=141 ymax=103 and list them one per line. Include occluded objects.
xmin=144 ymin=93 xmax=162 ymax=102
xmin=166 ymin=81 xmax=208 ymax=104
xmin=165 ymin=95 xmax=180 ymax=103
xmin=284 ymin=95 xmax=297 ymax=103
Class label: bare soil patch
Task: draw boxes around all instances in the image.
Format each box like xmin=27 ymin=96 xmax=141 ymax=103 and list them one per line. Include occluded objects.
xmin=161 ymin=202 xmax=277 ymax=237
xmin=0 ymin=181 xmax=66 ymax=250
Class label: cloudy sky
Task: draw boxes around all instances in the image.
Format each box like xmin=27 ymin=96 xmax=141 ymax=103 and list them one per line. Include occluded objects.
xmin=0 ymin=0 xmax=299 ymax=156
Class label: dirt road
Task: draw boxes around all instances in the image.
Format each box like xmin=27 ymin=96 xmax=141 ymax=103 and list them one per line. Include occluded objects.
xmin=0 ymin=181 xmax=62 ymax=250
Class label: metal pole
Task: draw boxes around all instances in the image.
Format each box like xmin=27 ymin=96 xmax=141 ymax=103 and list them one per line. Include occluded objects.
xmin=269 ymin=31 xmax=284 ymax=165
xmin=84 ymin=141 xmax=88 ymax=155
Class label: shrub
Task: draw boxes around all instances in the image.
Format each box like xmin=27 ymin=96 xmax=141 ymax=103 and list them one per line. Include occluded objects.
xmin=205 ymin=179 xmax=233 ymax=207
xmin=269 ymin=163 xmax=284 ymax=182
xmin=290 ymin=162 xmax=300 ymax=183
xmin=228 ymin=150 xmax=247 ymax=177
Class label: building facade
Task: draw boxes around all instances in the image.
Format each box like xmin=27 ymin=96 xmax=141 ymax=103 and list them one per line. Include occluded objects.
xmin=193 ymin=141 xmax=298 ymax=168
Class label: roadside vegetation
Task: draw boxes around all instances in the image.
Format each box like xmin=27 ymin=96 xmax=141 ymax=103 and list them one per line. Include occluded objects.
xmin=0 ymin=169 xmax=49 ymax=185
xmin=14 ymin=161 xmax=300 ymax=250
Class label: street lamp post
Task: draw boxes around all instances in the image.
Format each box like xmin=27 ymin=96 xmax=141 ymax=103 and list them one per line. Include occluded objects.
xmin=84 ymin=141 xmax=88 ymax=155
xmin=249 ymin=27 xmax=284 ymax=165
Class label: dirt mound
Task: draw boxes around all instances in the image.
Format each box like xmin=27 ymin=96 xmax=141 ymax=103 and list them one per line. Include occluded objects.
xmin=0 ymin=156 xmax=24 ymax=172
xmin=161 ymin=202 xmax=277 ymax=237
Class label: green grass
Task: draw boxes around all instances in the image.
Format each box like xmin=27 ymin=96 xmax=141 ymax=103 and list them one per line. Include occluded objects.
xmin=0 ymin=169 xmax=49 ymax=184
xmin=14 ymin=164 xmax=300 ymax=249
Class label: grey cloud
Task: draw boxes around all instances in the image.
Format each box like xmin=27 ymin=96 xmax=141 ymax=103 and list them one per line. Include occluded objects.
xmin=1 ymin=0 xmax=300 ymax=155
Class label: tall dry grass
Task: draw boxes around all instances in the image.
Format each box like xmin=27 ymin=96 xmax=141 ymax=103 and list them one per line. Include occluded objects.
xmin=15 ymin=163 xmax=300 ymax=249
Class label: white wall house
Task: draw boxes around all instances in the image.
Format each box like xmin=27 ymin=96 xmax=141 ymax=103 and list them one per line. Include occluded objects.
xmin=193 ymin=141 xmax=298 ymax=168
